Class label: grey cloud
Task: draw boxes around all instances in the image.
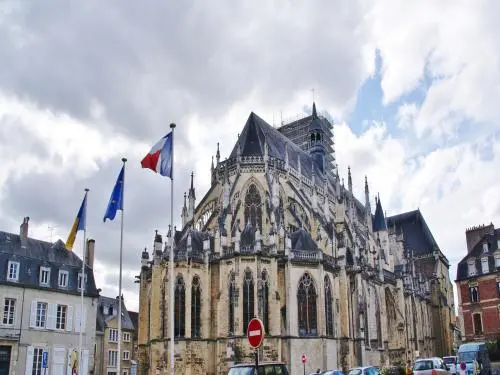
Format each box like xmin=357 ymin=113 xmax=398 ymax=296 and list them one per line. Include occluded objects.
xmin=0 ymin=0 xmax=370 ymax=141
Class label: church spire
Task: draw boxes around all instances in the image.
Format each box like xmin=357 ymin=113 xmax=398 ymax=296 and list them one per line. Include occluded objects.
xmin=188 ymin=172 xmax=196 ymax=221
xmin=373 ymin=193 xmax=387 ymax=232
xmin=181 ymin=192 xmax=188 ymax=227
xmin=348 ymin=166 xmax=352 ymax=193
xmin=365 ymin=175 xmax=371 ymax=213
xmin=216 ymin=142 xmax=220 ymax=165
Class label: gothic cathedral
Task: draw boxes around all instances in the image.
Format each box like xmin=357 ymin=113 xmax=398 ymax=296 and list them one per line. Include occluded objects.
xmin=137 ymin=103 xmax=456 ymax=375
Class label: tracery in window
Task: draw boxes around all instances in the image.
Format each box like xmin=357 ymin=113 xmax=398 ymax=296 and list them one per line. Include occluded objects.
xmin=297 ymin=273 xmax=317 ymax=336
xmin=174 ymin=275 xmax=185 ymax=337
xmin=229 ymin=272 xmax=236 ymax=335
xmin=324 ymin=275 xmax=334 ymax=336
xmin=244 ymin=184 xmax=262 ymax=230
xmin=259 ymin=270 xmax=270 ymax=333
xmin=191 ymin=276 xmax=201 ymax=338
xmin=243 ymin=269 xmax=255 ymax=334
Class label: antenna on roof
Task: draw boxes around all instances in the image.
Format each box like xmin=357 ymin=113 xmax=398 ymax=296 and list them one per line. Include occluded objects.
xmin=48 ymin=225 xmax=56 ymax=242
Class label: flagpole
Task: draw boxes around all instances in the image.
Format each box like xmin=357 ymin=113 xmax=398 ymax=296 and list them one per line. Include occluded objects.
xmin=79 ymin=188 xmax=89 ymax=375
xmin=169 ymin=123 xmax=176 ymax=375
xmin=118 ymin=158 xmax=127 ymax=375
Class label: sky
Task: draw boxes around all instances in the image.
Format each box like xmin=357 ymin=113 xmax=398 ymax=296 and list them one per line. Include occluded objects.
xmin=1 ymin=0 xmax=499 ymax=313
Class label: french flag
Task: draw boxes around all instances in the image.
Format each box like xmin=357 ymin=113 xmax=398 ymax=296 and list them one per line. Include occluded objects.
xmin=141 ymin=132 xmax=173 ymax=178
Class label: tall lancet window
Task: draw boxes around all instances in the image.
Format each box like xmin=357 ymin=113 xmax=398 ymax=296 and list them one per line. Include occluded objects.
xmin=174 ymin=275 xmax=185 ymax=337
xmin=191 ymin=276 xmax=201 ymax=338
xmin=298 ymin=273 xmax=317 ymax=336
xmin=228 ymin=272 xmax=236 ymax=335
xmin=324 ymin=275 xmax=334 ymax=337
xmin=244 ymin=184 xmax=262 ymax=230
xmin=259 ymin=270 xmax=270 ymax=333
xmin=243 ymin=269 xmax=255 ymax=334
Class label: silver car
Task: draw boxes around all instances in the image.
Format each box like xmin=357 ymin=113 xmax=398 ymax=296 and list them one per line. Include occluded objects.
xmin=413 ymin=358 xmax=450 ymax=375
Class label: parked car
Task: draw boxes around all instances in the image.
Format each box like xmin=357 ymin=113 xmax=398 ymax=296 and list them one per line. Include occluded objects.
xmin=321 ymin=371 xmax=345 ymax=375
xmin=413 ymin=357 xmax=449 ymax=375
xmin=348 ymin=366 xmax=381 ymax=375
xmin=228 ymin=362 xmax=290 ymax=375
xmin=443 ymin=356 xmax=458 ymax=375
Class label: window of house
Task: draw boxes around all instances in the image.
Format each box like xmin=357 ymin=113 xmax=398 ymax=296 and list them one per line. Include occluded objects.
xmin=297 ymin=272 xmax=317 ymax=336
xmin=473 ymin=313 xmax=483 ymax=335
xmin=32 ymin=348 xmax=44 ymax=375
xmin=7 ymin=261 xmax=20 ymax=282
xmin=108 ymin=329 xmax=118 ymax=342
xmin=77 ymin=273 xmax=87 ymax=290
xmin=468 ymin=261 xmax=476 ymax=277
xmin=122 ymin=332 xmax=130 ymax=342
xmin=496 ymin=256 xmax=500 ymax=268
xmin=3 ymin=298 xmax=16 ymax=325
xmin=122 ymin=351 xmax=130 ymax=360
xmin=56 ymin=305 xmax=67 ymax=330
xmin=174 ymin=275 xmax=185 ymax=338
xmin=469 ymin=286 xmax=480 ymax=303
xmin=36 ymin=302 xmax=48 ymax=328
xmin=191 ymin=275 xmax=201 ymax=338
xmin=481 ymin=258 xmax=489 ymax=274
xmin=228 ymin=272 xmax=236 ymax=335
xmin=108 ymin=350 xmax=118 ymax=367
xmin=483 ymin=242 xmax=489 ymax=253
xmin=259 ymin=270 xmax=269 ymax=334
xmin=58 ymin=270 xmax=68 ymax=288
xmin=39 ymin=267 xmax=51 ymax=286
xmin=324 ymin=275 xmax=334 ymax=337
xmin=242 ymin=269 xmax=254 ymax=335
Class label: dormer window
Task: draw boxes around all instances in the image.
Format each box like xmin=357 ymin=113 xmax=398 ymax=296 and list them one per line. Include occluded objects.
xmin=39 ymin=267 xmax=51 ymax=286
xmin=481 ymin=257 xmax=489 ymax=274
xmin=483 ymin=242 xmax=489 ymax=253
xmin=58 ymin=270 xmax=68 ymax=288
xmin=7 ymin=261 xmax=20 ymax=282
xmin=109 ymin=306 xmax=113 ymax=315
xmin=467 ymin=260 xmax=476 ymax=277
xmin=77 ymin=273 xmax=87 ymax=291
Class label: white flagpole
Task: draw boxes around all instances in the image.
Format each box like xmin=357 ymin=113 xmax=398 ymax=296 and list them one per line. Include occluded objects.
xmin=79 ymin=188 xmax=89 ymax=375
xmin=118 ymin=158 xmax=127 ymax=375
xmin=169 ymin=123 xmax=176 ymax=375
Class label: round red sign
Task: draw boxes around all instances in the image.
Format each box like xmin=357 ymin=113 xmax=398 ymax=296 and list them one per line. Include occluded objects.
xmin=301 ymin=354 xmax=307 ymax=364
xmin=247 ymin=318 xmax=265 ymax=348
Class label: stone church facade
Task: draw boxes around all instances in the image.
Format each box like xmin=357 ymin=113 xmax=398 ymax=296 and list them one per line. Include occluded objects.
xmin=136 ymin=104 xmax=456 ymax=375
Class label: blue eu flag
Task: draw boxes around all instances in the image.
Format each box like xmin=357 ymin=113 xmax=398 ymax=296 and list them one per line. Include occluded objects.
xmin=103 ymin=165 xmax=124 ymax=222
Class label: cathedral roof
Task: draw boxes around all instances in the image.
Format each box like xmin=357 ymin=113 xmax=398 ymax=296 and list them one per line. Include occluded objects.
xmin=228 ymin=112 xmax=324 ymax=181
xmin=290 ymin=228 xmax=317 ymax=251
xmin=309 ymin=102 xmax=324 ymax=132
xmin=372 ymin=196 xmax=387 ymax=232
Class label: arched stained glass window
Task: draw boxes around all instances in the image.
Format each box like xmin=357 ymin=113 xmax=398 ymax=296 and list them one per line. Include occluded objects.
xmin=229 ymin=272 xmax=236 ymax=335
xmin=259 ymin=270 xmax=270 ymax=333
xmin=243 ymin=269 xmax=255 ymax=334
xmin=244 ymin=184 xmax=262 ymax=230
xmin=191 ymin=276 xmax=201 ymax=338
xmin=297 ymin=273 xmax=317 ymax=336
xmin=324 ymin=275 xmax=334 ymax=336
xmin=174 ymin=275 xmax=185 ymax=337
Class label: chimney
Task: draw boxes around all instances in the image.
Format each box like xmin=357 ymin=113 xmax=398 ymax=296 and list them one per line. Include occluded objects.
xmin=20 ymin=217 xmax=29 ymax=248
xmin=86 ymin=239 xmax=95 ymax=268
xmin=465 ymin=224 xmax=495 ymax=253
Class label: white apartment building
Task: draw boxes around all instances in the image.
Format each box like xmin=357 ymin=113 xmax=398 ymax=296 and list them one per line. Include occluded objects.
xmin=0 ymin=217 xmax=99 ymax=375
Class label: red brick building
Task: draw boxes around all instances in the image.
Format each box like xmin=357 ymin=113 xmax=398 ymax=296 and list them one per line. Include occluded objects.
xmin=456 ymin=223 xmax=500 ymax=341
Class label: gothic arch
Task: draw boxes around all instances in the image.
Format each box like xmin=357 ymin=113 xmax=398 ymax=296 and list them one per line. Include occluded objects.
xmin=174 ymin=274 xmax=186 ymax=337
xmin=324 ymin=275 xmax=334 ymax=337
xmin=297 ymin=272 xmax=318 ymax=336
xmin=373 ymin=287 xmax=382 ymax=348
xmin=191 ymin=275 xmax=201 ymax=338
xmin=228 ymin=271 xmax=237 ymax=335
xmin=243 ymin=268 xmax=255 ymax=334
xmin=259 ymin=269 xmax=270 ymax=333
xmin=244 ymin=184 xmax=263 ymax=231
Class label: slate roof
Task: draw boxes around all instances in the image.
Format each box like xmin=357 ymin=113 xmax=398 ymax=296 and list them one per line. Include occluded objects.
xmin=386 ymin=210 xmax=441 ymax=257
xmin=128 ymin=311 xmax=139 ymax=338
xmin=228 ymin=112 xmax=328 ymax=182
xmin=290 ymin=228 xmax=318 ymax=251
xmin=456 ymin=227 xmax=500 ymax=281
xmin=0 ymin=230 xmax=99 ymax=297
xmin=373 ymin=196 xmax=387 ymax=232
xmin=97 ymin=296 xmax=135 ymax=331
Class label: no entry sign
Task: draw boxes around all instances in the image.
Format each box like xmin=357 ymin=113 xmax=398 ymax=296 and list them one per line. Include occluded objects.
xmin=247 ymin=318 xmax=265 ymax=348
xmin=301 ymin=354 xmax=307 ymax=364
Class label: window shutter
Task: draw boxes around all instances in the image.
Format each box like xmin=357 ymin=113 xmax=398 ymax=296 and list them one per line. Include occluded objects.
xmin=81 ymin=349 xmax=89 ymax=375
xmin=0 ymin=295 xmax=4 ymax=325
xmin=25 ymin=346 xmax=34 ymax=375
xmin=75 ymin=306 xmax=82 ymax=333
xmin=47 ymin=303 xmax=57 ymax=330
xmin=29 ymin=300 xmax=37 ymax=328
xmin=66 ymin=305 xmax=73 ymax=332
xmin=52 ymin=347 xmax=66 ymax=375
